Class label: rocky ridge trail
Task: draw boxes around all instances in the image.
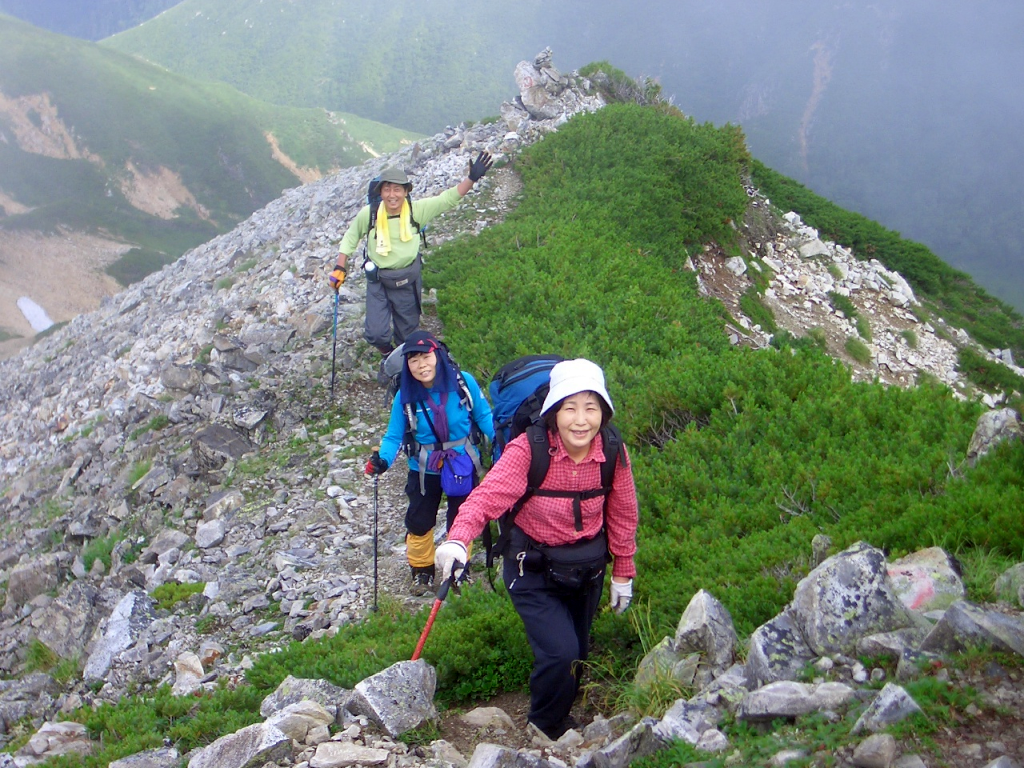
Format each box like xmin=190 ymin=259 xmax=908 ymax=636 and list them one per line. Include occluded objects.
xmin=0 ymin=50 xmax=1021 ymax=768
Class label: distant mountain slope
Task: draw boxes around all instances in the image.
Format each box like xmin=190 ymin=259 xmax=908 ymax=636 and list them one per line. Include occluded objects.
xmin=101 ymin=0 xmax=1024 ymax=315
xmin=0 ymin=0 xmax=182 ymax=40
xmin=101 ymin=0 xmax=565 ymax=134
xmin=0 ymin=13 xmax=420 ymax=352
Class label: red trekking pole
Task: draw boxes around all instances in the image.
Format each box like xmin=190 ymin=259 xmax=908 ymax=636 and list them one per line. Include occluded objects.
xmin=411 ymin=562 xmax=463 ymax=661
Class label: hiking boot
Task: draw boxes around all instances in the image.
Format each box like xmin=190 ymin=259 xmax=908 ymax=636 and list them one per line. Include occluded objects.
xmin=529 ymin=715 xmax=580 ymax=742
xmin=376 ymin=357 xmax=391 ymax=387
xmin=410 ymin=565 xmax=435 ymax=596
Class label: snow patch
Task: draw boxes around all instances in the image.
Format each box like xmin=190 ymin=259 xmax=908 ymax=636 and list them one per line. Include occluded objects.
xmin=17 ymin=297 xmax=54 ymax=333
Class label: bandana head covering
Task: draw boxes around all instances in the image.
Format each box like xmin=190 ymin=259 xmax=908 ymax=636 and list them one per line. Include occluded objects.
xmin=399 ymin=330 xmax=460 ymax=406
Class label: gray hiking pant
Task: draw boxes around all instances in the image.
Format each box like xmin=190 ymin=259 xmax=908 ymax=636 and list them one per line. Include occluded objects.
xmin=364 ymin=258 xmax=422 ymax=353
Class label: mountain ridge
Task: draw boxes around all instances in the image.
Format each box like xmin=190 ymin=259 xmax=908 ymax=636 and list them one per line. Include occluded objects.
xmin=95 ymin=0 xmax=1024 ymax=313
xmin=0 ymin=51 xmax=1021 ymax=768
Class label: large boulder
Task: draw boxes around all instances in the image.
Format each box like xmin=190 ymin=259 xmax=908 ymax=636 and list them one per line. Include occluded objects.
xmin=347 ymin=660 xmax=437 ymax=738
xmin=790 ymin=541 xmax=922 ymax=655
xmin=966 ymin=408 xmax=1022 ymax=466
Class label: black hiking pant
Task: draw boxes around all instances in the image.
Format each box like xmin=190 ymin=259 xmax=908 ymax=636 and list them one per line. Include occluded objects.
xmin=503 ymin=529 xmax=605 ymax=736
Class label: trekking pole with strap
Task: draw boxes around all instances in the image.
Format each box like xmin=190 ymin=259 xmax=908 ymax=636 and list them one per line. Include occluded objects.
xmin=371 ymin=447 xmax=380 ymax=612
xmin=330 ymin=291 xmax=339 ymax=400
xmin=411 ymin=562 xmax=464 ymax=661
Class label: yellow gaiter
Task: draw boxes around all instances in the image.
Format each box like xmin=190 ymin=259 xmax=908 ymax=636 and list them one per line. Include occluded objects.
xmin=406 ymin=531 xmax=435 ymax=568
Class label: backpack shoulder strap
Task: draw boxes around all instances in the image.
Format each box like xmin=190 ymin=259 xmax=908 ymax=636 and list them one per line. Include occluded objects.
xmin=488 ymin=424 xmax=550 ymax=567
xmin=599 ymin=424 xmax=624 ymax=514
xmin=407 ymin=193 xmax=427 ymax=247
xmin=524 ymin=423 xmax=551 ymax=491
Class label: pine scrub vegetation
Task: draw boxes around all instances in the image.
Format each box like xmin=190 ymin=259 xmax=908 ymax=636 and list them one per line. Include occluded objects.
xmin=11 ymin=82 xmax=1024 ymax=768
xmin=427 ymin=101 xmax=1024 ymax=658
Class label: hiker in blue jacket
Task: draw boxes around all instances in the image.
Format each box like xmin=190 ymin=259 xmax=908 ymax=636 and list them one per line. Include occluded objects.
xmin=364 ymin=330 xmax=495 ymax=594
xmin=329 ymin=153 xmax=493 ymax=384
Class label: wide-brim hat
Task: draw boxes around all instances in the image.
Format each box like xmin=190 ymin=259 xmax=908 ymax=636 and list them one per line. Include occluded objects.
xmin=540 ymin=358 xmax=614 ymax=415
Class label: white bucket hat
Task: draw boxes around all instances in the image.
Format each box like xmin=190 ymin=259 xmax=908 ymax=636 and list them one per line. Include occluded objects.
xmin=540 ymin=358 xmax=615 ymax=415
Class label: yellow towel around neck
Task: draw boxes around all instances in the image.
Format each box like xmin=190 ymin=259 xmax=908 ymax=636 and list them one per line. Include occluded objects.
xmin=375 ymin=199 xmax=414 ymax=256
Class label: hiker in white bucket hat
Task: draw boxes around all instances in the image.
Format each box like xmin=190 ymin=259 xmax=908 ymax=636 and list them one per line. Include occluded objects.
xmin=436 ymin=358 xmax=638 ymax=740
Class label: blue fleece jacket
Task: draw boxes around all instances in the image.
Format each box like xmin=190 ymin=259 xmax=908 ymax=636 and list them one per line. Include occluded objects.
xmin=379 ymin=371 xmax=495 ymax=472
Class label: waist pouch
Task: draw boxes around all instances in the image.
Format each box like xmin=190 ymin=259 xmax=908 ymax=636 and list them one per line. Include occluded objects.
xmin=378 ymin=258 xmax=421 ymax=290
xmin=513 ymin=528 xmax=609 ymax=590
xmin=439 ymin=452 xmax=475 ymax=497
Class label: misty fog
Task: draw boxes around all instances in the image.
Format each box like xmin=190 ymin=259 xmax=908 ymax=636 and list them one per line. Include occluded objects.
xmin=548 ymin=0 xmax=1024 ymax=310
xmin=2 ymin=0 xmax=1022 ymax=311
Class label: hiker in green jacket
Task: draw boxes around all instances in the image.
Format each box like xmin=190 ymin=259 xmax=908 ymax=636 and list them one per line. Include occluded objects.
xmin=329 ymin=152 xmax=493 ymax=383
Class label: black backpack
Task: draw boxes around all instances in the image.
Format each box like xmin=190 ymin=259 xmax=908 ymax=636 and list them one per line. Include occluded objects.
xmin=484 ymin=354 xmax=626 ymax=567
xmin=364 ymin=175 xmax=428 ymax=257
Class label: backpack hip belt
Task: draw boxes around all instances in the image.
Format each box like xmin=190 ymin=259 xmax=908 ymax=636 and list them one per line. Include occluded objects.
xmin=414 ymin=437 xmax=483 ymax=496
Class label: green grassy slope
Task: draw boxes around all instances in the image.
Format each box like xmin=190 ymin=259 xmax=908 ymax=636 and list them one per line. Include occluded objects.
xmin=44 ymin=95 xmax=1024 ymax=768
xmin=101 ymin=0 xmax=566 ymax=134
xmin=0 ymin=13 xmax=417 ymax=282
xmin=431 ymin=103 xmax=1024 ymax=639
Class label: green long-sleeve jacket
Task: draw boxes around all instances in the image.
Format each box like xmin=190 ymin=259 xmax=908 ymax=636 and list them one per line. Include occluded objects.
xmin=338 ymin=186 xmax=463 ymax=270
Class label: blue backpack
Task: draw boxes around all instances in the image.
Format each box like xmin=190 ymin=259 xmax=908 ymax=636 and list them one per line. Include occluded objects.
xmin=488 ymin=354 xmax=564 ymax=462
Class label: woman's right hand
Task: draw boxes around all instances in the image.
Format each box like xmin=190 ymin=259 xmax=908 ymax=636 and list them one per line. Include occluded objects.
xmin=435 ymin=540 xmax=468 ymax=582
xmin=610 ymin=578 xmax=633 ymax=614
xmin=364 ymin=454 xmax=388 ymax=476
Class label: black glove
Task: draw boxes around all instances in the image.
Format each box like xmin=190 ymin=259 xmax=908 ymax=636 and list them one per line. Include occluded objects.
xmin=468 ymin=150 xmax=494 ymax=182
xmin=365 ymin=454 xmax=388 ymax=476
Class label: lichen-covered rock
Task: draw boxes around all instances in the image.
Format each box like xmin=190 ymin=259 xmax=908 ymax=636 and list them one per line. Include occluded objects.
xmin=790 ymin=542 xmax=921 ymax=655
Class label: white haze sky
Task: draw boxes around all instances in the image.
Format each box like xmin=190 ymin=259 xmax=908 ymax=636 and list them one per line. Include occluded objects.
xmin=1 ymin=0 xmax=1021 ymax=309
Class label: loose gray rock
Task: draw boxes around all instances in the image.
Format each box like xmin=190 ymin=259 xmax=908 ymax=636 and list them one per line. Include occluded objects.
xmin=745 ymin=609 xmax=817 ymax=687
xmin=994 ymin=564 xmax=1024 ymax=608
xmin=919 ymin=600 xmax=1024 ymax=656
xmin=737 ymin=681 xmax=855 ymax=722
xmin=578 ymin=718 xmax=661 ymax=768
xmin=348 ymin=660 xmax=437 ymax=737
xmin=83 ymin=590 xmax=156 ymax=682
xmin=673 ymin=589 xmax=738 ymax=675
xmin=260 ymin=675 xmax=352 ymax=720
xmin=851 ymin=682 xmax=923 ymax=734
xmin=109 ymin=746 xmax=182 ymax=768
xmin=966 ymin=408 xmax=1022 ymax=466
xmin=187 ymin=722 xmax=291 ymax=768
xmin=851 ymin=733 xmax=897 ymax=768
